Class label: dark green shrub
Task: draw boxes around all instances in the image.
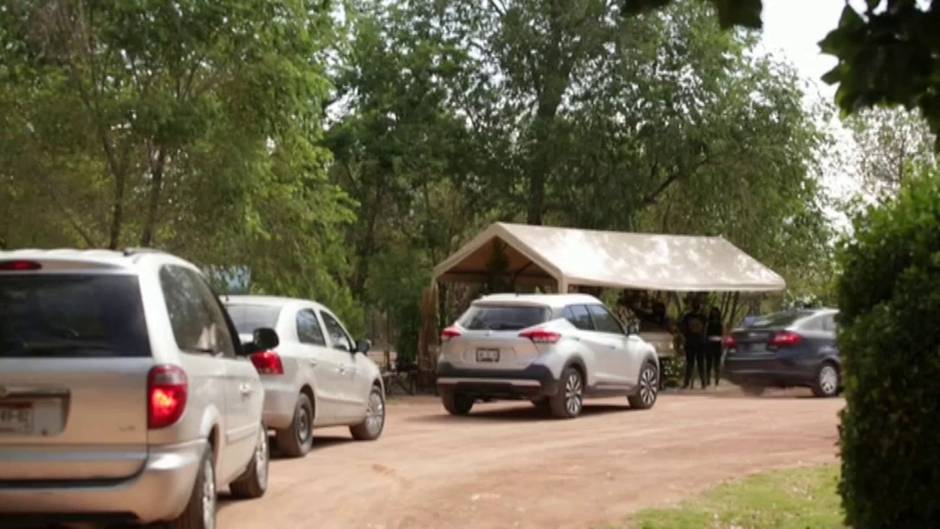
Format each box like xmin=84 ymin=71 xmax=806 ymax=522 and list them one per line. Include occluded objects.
xmin=837 ymin=177 xmax=940 ymax=529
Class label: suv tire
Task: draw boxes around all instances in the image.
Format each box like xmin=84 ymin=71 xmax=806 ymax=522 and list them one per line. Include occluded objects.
xmin=628 ymin=362 xmax=659 ymax=410
xmin=350 ymin=385 xmax=386 ymax=440
xmin=812 ymin=362 xmax=840 ymax=398
xmin=167 ymin=445 xmax=215 ymax=529
xmin=550 ymin=367 xmax=584 ymax=419
xmin=229 ymin=424 xmax=269 ymax=499
xmin=442 ymin=391 xmax=474 ymax=416
xmin=276 ymin=393 xmax=313 ymax=458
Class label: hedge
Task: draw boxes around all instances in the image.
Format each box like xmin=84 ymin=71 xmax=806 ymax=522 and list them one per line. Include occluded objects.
xmin=837 ymin=177 xmax=940 ymax=529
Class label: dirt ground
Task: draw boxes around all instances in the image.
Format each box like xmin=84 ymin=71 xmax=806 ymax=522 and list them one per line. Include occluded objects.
xmin=218 ymin=389 xmax=843 ymax=529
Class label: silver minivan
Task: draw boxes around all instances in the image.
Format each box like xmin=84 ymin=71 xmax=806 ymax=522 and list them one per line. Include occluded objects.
xmin=0 ymin=250 xmax=269 ymax=529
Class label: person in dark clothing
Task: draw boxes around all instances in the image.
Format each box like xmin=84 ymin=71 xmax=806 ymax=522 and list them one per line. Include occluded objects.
xmin=705 ymin=306 xmax=724 ymax=386
xmin=680 ymin=300 xmax=708 ymax=389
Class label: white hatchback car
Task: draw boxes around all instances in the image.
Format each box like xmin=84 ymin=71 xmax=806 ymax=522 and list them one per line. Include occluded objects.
xmin=0 ymin=250 xmax=269 ymax=529
xmin=225 ymin=296 xmax=386 ymax=457
xmin=437 ymin=294 xmax=660 ymax=418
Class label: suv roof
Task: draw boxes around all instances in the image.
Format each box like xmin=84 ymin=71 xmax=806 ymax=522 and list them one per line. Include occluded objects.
xmin=474 ymin=293 xmax=602 ymax=309
xmin=224 ymin=294 xmax=331 ymax=313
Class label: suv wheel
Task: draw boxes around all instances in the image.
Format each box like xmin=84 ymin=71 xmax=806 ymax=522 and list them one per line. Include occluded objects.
xmin=812 ymin=363 xmax=840 ymax=398
xmin=442 ymin=391 xmax=474 ymax=416
xmin=229 ymin=423 xmax=269 ymax=499
xmin=167 ymin=445 xmax=215 ymax=529
xmin=276 ymin=393 xmax=314 ymax=457
xmin=550 ymin=367 xmax=583 ymax=419
xmin=350 ymin=386 xmax=386 ymax=440
xmin=628 ymin=363 xmax=659 ymax=410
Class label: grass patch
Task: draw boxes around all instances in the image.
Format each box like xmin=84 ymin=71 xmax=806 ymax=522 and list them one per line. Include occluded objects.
xmin=625 ymin=465 xmax=845 ymax=529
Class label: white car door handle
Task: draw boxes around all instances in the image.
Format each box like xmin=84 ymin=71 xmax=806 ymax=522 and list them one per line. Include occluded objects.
xmin=309 ymin=359 xmax=318 ymax=367
xmin=239 ymin=383 xmax=253 ymax=395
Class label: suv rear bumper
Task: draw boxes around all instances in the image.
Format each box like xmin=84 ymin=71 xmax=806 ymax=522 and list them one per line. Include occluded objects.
xmin=436 ymin=362 xmax=560 ymax=398
xmin=0 ymin=440 xmax=206 ymax=524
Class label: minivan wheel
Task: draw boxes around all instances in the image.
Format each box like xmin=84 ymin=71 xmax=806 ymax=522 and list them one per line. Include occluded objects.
xmin=167 ymin=445 xmax=215 ymax=529
xmin=229 ymin=423 xmax=269 ymax=499
xmin=442 ymin=391 xmax=474 ymax=416
xmin=628 ymin=363 xmax=659 ymax=410
xmin=550 ymin=367 xmax=583 ymax=419
xmin=350 ymin=386 xmax=386 ymax=441
xmin=812 ymin=363 xmax=840 ymax=398
xmin=276 ymin=393 xmax=314 ymax=457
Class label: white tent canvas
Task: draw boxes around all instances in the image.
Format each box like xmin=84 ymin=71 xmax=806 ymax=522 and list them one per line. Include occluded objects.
xmin=433 ymin=223 xmax=785 ymax=293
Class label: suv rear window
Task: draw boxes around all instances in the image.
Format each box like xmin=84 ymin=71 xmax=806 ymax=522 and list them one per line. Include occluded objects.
xmin=458 ymin=305 xmax=549 ymax=331
xmin=746 ymin=310 xmax=815 ymax=329
xmin=228 ymin=304 xmax=282 ymax=335
xmin=0 ymin=274 xmax=151 ymax=358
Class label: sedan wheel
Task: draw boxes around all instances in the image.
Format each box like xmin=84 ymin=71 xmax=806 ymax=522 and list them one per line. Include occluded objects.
xmin=276 ymin=393 xmax=314 ymax=457
xmin=351 ymin=386 xmax=386 ymax=440
xmin=628 ymin=363 xmax=659 ymax=410
xmin=550 ymin=367 xmax=584 ymax=419
xmin=813 ymin=363 xmax=840 ymax=398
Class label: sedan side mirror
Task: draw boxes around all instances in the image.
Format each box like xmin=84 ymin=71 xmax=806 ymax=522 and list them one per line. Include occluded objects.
xmin=253 ymin=327 xmax=280 ymax=351
xmin=625 ymin=322 xmax=640 ymax=335
xmin=355 ymin=339 xmax=371 ymax=354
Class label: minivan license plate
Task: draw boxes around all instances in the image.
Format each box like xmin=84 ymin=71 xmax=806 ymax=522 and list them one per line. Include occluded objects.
xmin=476 ymin=348 xmax=500 ymax=363
xmin=0 ymin=403 xmax=33 ymax=434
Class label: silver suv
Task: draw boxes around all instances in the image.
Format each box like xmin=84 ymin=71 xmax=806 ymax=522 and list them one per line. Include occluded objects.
xmin=0 ymin=250 xmax=269 ymax=529
xmin=437 ymin=294 xmax=660 ymax=419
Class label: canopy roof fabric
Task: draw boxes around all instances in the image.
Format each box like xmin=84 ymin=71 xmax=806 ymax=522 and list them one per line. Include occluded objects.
xmin=433 ymin=223 xmax=785 ymax=293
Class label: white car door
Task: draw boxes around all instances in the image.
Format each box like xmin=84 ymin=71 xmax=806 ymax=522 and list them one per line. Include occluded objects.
xmin=585 ymin=304 xmax=633 ymax=387
xmin=319 ymin=310 xmax=366 ymax=420
xmin=294 ymin=307 xmax=346 ymax=425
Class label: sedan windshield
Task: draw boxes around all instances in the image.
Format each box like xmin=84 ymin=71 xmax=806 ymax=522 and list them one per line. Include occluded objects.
xmin=227 ymin=304 xmax=282 ymax=334
xmin=458 ymin=305 xmax=549 ymax=331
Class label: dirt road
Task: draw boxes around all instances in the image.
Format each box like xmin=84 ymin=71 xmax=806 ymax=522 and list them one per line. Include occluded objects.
xmin=218 ymin=390 xmax=842 ymax=529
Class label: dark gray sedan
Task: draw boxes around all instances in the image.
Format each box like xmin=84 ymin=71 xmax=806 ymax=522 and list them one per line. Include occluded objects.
xmin=723 ymin=308 xmax=841 ymax=397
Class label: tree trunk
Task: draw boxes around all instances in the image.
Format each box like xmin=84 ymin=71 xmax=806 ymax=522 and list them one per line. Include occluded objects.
xmin=108 ymin=172 xmax=127 ymax=250
xmin=140 ymin=148 xmax=167 ymax=247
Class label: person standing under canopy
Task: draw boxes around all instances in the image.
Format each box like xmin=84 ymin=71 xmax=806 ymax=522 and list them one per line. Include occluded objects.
xmin=680 ymin=299 xmax=708 ymax=389
xmin=705 ymin=306 xmax=724 ymax=387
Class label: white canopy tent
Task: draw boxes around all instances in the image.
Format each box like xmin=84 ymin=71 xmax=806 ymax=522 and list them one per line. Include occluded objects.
xmin=432 ymin=223 xmax=786 ymax=293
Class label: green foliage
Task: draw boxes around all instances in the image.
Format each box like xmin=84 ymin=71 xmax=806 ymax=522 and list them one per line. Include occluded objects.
xmin=628 ymin=465 xmax=844 ymax=529
xmin=622 ymin=0 xmax=763 ymax=29
xmin=837 ymin=175 xmax=940 ymax=529
xmin=0 ymin=0 xmax=361 ymax=327
xmin=820 ymin=1 xmax=940 ymax=142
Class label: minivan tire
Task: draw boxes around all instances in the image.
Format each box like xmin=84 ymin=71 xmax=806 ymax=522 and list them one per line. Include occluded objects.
xmin=167 ymin=445 xmax=215 ymax=529
xmin=229 ymin=423 xmax=268 ymax=499
xmin=550 ymin=367 xmax=584 ymax=419
xmin=811 ymin=362 xmax=840 ymax=398
xmin=442 ymin=390 xmax=474 ymax=416
xmin=276 ymin=393 xmax=313 ymax=457
xmin=628 ymin=362 xmax=659 ymax=410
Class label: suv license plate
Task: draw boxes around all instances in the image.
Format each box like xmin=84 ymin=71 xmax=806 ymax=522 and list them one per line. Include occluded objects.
xmin=476 ymin=348 xmax=500 ymax=363
xmin=0 ymin=403 xmax=33 ymax=435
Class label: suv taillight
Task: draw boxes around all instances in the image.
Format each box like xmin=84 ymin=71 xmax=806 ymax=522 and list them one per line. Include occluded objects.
xmin=519 ymin=329 xmax=561 ymax=344
xmin=769 ymin=331 xmax=803 ymax=348
xmin=250 ymin=351 xmax=284 ymax=375
xmin=148 ymin=365 xmax=188 ymax=429
xmin=441 ymin=327 xmax=462 ymax=342
xmin=723 ymin=335 xmax=737 ymax=350
xmin=0 ymin=260 xmax=41 ymax=271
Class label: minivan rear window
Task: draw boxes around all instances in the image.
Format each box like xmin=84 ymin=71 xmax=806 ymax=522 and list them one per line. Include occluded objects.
xmin=228 ymin=304 xmax=282 ymax=335
xmin=0 ymin=274 xmax=151 ymax=358
xmin=458 ymin=305 xmax=549 ymax=331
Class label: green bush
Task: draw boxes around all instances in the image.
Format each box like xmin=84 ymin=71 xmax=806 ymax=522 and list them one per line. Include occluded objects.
xmin=837 ymin=177 xmax=940 ymax=529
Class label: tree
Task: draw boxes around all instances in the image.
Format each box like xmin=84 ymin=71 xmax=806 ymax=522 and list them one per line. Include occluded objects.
xmin=623 ymin=0 xmax=940 ymax=143
xmin=0 ymin=0 xmax=359 ymax=326
xmin=847 ymin=106 xmax=938 ymax=201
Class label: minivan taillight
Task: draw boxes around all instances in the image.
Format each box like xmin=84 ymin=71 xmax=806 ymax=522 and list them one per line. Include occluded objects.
xmin=769 ymin=331 xmax=803 ymax=348
xmin=519 ymin=329 xmax=561 ymax=344
xmin=250 ymin=351 xmax=284 ymax=375
xmin=441 ymin=327 xmax=462 ymax=342
xmin=148 ymin=365 xmax=188 ymax=429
